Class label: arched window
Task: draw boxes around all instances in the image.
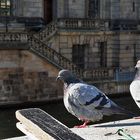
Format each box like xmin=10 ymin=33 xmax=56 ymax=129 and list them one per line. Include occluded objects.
xmin=0 ymin=0 xmax=11 ymax=16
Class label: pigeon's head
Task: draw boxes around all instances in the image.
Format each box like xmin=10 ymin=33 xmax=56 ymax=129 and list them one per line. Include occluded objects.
xmin=56 ymin=69 xmax=80 ymax=84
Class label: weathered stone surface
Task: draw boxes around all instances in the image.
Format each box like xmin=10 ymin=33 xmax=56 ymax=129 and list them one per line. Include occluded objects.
xmin=13 ymin=0 xmax=43 ymax=17
xmin=72 ymin=118 xmax=140 ymax=140
xmin=16 ymin=108 xmax=84 ymax=140
xmin=0 ymin=50 xmax=62 ymax=104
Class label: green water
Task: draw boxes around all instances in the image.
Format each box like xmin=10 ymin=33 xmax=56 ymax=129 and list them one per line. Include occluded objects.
xmin=0 ymin=96 xmax=140 ymax=139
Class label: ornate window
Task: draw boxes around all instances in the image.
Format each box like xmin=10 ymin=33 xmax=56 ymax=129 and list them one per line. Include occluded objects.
xmin=0 ymin=0 xmax=11 ymax=16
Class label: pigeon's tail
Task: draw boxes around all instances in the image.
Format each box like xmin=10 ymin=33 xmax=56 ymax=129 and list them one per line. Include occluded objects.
xmin=116 ymin=106 xmax=137 ymax=118
xmin=103 ymin=101 xmax=138 ymax=118
xmin=111 ymin=103 xmax=138 ymax=118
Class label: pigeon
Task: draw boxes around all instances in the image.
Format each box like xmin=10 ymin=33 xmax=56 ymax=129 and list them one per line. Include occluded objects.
xmin=57 ymin=69 xmax=135 ymax=128
xmin=130 ymin=60 xmax=140 ymax=109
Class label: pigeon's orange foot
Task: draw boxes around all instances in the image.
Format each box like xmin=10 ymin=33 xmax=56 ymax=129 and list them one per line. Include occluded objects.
xmin=74 ymin=120 xmax=90 ymax=128
xmin=74 ymin=124 xmax=87 ymax=128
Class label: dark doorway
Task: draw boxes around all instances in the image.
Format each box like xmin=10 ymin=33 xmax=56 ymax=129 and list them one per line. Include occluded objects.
xmin=98 ymin=42 xmax=107 ymax=67
xmin=44 ymin=0 xmax=53 ymax=24
xmin=72 ymin=44 xmax=86 ymax=69
xmin=88 ymin=0 xmax=100 ymax=18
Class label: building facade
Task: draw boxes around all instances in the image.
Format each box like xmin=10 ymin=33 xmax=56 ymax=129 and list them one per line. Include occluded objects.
xmin=0 ymin=0 xmax=140 ymax=104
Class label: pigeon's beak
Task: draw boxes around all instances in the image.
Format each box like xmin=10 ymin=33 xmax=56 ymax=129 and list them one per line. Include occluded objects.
xmin=56 ymin=76 xmax=60 ymax=81
xmin=56 ymin=76 xmax=62 ymax=81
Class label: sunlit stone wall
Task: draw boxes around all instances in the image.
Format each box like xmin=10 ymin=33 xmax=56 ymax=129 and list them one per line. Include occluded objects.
xmin=0 ymin=50 xmax=63 ymax=105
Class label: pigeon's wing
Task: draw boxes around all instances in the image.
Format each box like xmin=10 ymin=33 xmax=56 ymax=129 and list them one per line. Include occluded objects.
xmin=69 ymin=83 xmax=111 ymax=109
xmin=69 ymin=83 xmax=132 ymax=116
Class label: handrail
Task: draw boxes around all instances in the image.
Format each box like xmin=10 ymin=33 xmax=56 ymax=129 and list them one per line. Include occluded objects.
xmin=83 ymin=68 xmax=115 ymax=81
xmin=34 ymin=20 xmax=58 ymax=42
xmin=28 ymin=34 xmax=83 ymax=77
xmin=57 ymin=18 xmax=108 ymax=30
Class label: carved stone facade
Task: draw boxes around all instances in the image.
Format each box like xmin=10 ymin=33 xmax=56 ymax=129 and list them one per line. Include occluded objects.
xmin=12 ymin=0 xmax=44 ymax=17
xmin=0 ymin=0 xmax=140 ymax=104
xmin=47 ymin=27 xmax=139 ymax=69
xmin=9 ymin=0 xmax=140 ymax=19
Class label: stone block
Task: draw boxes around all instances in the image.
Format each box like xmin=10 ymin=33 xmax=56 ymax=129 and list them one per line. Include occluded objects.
xmin=38 ymin=71 xmax=48 ymax=79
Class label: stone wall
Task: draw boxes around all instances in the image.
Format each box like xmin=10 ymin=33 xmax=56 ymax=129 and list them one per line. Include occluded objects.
xmin=11 ymin=0 xmax=140 ymax=20
xmin=0 ymin=50 xmax=63 ymax=105
xmin=49 ymin=32 xmax=140 ymax=69
xmin=56 ymin=0 xmax=86 ymax=18
xmin=68 ymin=0 xmax=86 ymax=18
xmin=94 ymin=0 xmax=140 ymax=19
xmin=13 ymin=0 xmax=43 ymax=17
xmin=94 ymin=81 xmax=131 ymax=96
xmin=107 ymin=0 xmax=140 ymax=19
xmin=119 ymin=0 xmax=139 ymax=19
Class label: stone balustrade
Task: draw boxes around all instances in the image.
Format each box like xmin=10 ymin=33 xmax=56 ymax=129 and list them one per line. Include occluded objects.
xmin=0 ymin=33 xmax=28 ymax=42
xmin=37 ymin=20 xmax=58 ymax=42
xmin=57 ymin=18 xmax=108 ymax=30
xmin=83 ymin=67 xmax=115 ymax=81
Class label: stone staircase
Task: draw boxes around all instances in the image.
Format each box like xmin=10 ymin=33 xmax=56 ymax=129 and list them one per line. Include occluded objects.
xmin=0 ymin=32 xmax=83 ymax=78
xmin=29 ymin=18 xmax=108 ymax=77
xmin=28 ymin=34 xmax=83 ymax=77
xmin=27 ymin=19 xmax=84 ymax=77
xmin=34 ymin=20 xmax=58 ymax=42
xmin=0 ymin=19 xmax=112 ymax=79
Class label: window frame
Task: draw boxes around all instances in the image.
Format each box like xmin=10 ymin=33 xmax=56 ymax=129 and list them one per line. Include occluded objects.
xmin=0 ymin=0 xmax=11 ymax=16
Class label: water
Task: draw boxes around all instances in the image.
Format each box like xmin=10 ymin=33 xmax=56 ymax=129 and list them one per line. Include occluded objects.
xmin=0 ymin=95 xmax=140 ymax=139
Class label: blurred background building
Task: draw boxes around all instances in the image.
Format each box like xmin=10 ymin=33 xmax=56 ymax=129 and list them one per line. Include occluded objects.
xmin=0 ymin=0 xmax=139 ymax=104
